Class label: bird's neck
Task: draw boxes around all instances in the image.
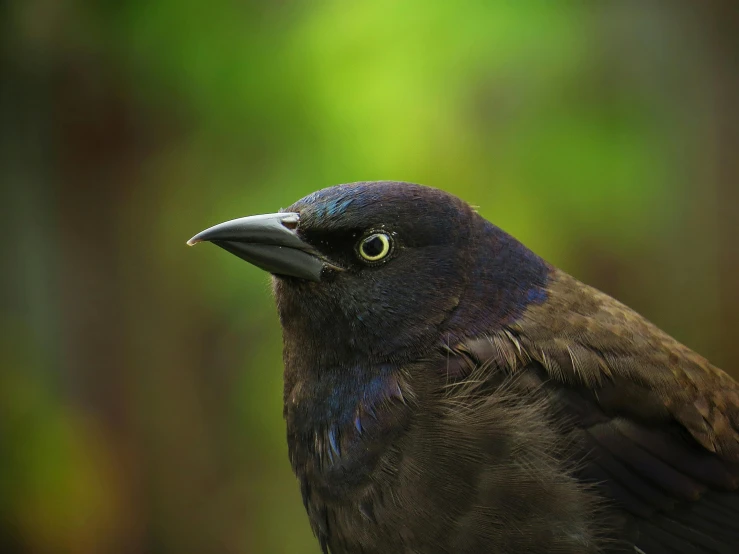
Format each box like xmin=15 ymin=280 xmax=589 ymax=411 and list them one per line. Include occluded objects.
xmin=438 ymin=217 xmax=552 ymax=341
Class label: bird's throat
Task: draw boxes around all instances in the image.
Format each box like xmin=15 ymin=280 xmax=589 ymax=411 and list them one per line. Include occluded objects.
xmin=283 ymin=358 xmax=411 ymax=494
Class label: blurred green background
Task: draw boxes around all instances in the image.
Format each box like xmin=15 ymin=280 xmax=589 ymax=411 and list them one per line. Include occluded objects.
xmin=2 ymin=1 xmax=738 ymax=553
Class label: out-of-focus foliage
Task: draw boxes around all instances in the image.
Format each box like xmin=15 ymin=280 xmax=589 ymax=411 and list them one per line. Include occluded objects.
xmin=1 ymin=1 xmax=737 ymax=553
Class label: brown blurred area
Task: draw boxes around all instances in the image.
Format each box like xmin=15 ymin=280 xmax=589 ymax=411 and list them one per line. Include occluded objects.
xmin=1 ymin=2 xmax=738 ymax=553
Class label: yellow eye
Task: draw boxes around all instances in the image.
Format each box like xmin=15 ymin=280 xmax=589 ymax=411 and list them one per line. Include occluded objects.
xmin=358 ymin=232 xmax=392 ymax=262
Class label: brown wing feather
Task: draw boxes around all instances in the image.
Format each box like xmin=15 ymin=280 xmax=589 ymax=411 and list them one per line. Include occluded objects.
xmin=477 ymin=268 xmax=739 ymax=460
xmin=454 ymin=268 xmax=739 ymax=552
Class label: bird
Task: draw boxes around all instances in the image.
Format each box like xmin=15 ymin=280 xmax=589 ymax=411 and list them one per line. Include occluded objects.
xmin=188 ymin=181 xmax=739 ymax=554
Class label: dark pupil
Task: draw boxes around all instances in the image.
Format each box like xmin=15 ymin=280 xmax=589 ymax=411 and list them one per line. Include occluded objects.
xmin=363 ymin=236 xmax=385 ymax=257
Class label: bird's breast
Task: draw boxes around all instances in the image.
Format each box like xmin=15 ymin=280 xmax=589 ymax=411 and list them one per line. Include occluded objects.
xmin=284 ymin=363 xmax=413 ymax=500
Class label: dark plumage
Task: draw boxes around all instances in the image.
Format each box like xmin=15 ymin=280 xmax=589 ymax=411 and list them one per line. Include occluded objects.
xmin=189 ymin=181 xmax=739 ymax=553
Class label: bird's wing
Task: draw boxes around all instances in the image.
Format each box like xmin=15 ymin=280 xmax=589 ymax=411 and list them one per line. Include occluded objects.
xmin=454 ymin=269 xmax=739 ymax=553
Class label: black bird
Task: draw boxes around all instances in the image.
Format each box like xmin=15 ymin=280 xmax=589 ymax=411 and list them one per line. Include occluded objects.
xmin=188 ymin=182 xmax=739 ymax=553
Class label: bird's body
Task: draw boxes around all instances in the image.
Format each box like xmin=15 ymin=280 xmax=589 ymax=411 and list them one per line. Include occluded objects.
xmin=189 ymin=182 xmax=739 ymax=553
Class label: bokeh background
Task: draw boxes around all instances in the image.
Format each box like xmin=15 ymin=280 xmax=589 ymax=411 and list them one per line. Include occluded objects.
xmin=2 ymin=1 xmax=738 ymax=553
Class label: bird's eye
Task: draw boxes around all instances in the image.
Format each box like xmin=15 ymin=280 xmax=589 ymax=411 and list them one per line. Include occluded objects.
xmin=358 ymin=232 xmax=392 ymax=262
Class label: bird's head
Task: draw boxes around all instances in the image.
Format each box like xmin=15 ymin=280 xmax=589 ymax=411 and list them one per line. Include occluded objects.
xmin=188 ymin=182 xmax=550 ymax=370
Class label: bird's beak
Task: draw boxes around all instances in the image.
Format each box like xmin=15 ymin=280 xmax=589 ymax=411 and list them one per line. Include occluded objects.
xmin=187 ymin=212 xmax=333 ymax=282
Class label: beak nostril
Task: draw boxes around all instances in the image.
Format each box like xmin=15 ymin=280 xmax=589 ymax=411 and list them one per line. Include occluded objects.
xmin=281 ymin=215 xmax=299 ymax=231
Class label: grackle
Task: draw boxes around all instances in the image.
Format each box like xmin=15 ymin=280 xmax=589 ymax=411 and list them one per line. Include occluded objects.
xmin=188 ymin=182 xmax=739 ymax=553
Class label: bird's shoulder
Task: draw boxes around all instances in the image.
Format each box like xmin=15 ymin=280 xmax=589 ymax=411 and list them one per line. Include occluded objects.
xmin=458 ymin=267 xmax=739 ymax=461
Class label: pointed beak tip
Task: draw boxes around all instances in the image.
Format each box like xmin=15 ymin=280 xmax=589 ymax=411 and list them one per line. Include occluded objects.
xmin=184 ymin=213 xmax=328 ymax=281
